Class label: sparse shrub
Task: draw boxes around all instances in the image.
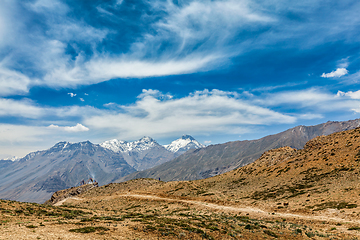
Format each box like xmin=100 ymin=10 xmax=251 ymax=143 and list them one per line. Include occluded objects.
xmin=26 ymin=225 xmax=38 ymax=228
xmin=264 ymin=230 xmax=278 ymax=238
xmin=305 ymin=232 xmax=315 ymax=237
xmin=348 ymin=226 xmax=360 ymax=230
xmin=69 ymin=226 xmax=109 ymax=233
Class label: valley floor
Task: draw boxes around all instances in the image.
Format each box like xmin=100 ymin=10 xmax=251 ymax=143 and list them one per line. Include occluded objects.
xmin=2 ymin=189 xmax=360 ymax=240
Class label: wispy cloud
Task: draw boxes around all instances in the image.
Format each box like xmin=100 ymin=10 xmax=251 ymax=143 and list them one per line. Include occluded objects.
xmin=0 ymin=0 xmax=276 ymax=93
xmin=0 ymin=65 xmax=33 ymax=96
xmin=0 ymin=98 xmax=43 ymax=118
xmin=42 ymin=55 xmax=219 ymax=87
xmin=0 ymin=97 xmax=101 ymax=120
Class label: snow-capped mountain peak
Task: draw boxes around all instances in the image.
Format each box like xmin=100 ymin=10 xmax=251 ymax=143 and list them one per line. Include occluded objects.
xmin=101 ymin=137 xmax=160 ymax=153
xmin=100 ymin=139 xmax=128 ymax=153
xmin=164 ymin=135 xmax=205 ymax=153
xmin=101 ymin=135 xmax=204 ymax=154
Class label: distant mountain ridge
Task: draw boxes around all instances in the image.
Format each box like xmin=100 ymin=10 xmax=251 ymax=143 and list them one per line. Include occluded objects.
xmin=117 ymin=119 xmax=360 ymax=182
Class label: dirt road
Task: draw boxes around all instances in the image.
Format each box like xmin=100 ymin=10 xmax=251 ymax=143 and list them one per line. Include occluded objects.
xmin=58 ymin=193 xmax=360 ymax=227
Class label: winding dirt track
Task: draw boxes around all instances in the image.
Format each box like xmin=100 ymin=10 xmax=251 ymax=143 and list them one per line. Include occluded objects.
xmin=59 ymin=193 xmax=360 ymax=226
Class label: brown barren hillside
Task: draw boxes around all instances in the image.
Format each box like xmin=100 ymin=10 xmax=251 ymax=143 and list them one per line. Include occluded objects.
xmin=2 ymin=127 xmax=360 ymax=239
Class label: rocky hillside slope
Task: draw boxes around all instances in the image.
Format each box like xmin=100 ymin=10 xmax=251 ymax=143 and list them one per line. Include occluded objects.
xmin=44 ymin=182 xmax=98 ymax=205
xmin=117 ymin=119 xmax=360 ymax=182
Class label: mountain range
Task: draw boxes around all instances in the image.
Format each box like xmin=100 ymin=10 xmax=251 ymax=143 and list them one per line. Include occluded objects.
xmin=116 ymin=119 xmax=360 ymax=182
xmin=0 ymin=135 xmax=204 ymax=203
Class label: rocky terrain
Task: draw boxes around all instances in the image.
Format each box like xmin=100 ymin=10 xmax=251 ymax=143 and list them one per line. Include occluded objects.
xmin=44 ymin=183 xmax=99 ymax=206
xmin=117 ymin=118 xmax=360 ymax=182
xmin=2 ymin=126 xmax=360 ymax=239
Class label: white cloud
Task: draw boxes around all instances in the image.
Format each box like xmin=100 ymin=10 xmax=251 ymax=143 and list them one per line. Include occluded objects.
xmin=204 ymin=140 xmax=212 ymax=145
xmin=68 ymin=93 xmax=76 ymax=97
xmin=137 ymin=89 xmax=173 ymax=100
xmin=79 ymin=98 xmax=84 ymax=102
xmin=48 ymin=123 xmax=89 ymax=132
xmin=321 ymin=68 xmax=348 ymax=78
xmin=337 ymin=90 xmax=360 ymax=99
xmin=85 ymin=89 xmax=295 ymax=139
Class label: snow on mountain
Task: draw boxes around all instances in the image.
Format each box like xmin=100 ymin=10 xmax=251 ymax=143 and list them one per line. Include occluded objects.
xmin=164 ymin=135 xmax=205 ymax=153
xmin=100 ymin=139 xmax=128 ymax=153
xmin=101 ymin=135 xmax=204 ymax=154
xmin=1 ymin=156 xmax=20 ymax=161
xmin=101 ymin=137 xmax=160 ymax=153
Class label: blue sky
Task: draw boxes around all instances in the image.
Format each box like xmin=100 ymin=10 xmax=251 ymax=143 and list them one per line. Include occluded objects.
xmin=1 ymin=0 xmax=360 ymax=158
